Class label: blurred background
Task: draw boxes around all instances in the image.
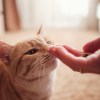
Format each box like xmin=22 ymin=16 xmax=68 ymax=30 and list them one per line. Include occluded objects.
xmin=0 ymin=0 xmax=100 ymax=100
xmin=0 ymin=0 xmax=100 ymax=32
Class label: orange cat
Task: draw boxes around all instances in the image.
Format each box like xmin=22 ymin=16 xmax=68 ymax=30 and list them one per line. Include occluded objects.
xmin=0 ymin=28 xmax=59 ymax=100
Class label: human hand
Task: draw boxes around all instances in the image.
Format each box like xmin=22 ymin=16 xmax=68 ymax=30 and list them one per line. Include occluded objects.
xmin=83 ymin=37 xmax=100 ymax=53
xmin=48 ymin=38 xmax=100 ymax=74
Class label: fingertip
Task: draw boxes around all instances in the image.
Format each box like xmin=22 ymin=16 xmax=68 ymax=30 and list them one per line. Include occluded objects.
xmin=83 ymin=42 xmax=95 ymax=53
xmin=83 ymin=37 xmax=100 ymax=53
xmin=54 ymin=46 xmax=65 ymax=53
xmin=83 ymin=44 xmax=89 ymax=52
xmin=48 ymin=45 xmax=57 ymax=56
xmin=48 ymin=45 xmax=62 ymax=52
xmin=48 ymin=45 xmax=56 ymax=51
xmin=54 ymin=46 xmax=71 ymax=58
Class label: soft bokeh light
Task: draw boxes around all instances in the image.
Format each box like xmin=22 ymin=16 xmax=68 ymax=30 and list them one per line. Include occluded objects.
xmin=54 ymin=0 xmax=90 ymax=17
xmin=16 ymin=0 xmax=91 ymax=29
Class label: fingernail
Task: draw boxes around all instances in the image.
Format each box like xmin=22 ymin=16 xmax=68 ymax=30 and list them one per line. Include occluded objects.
xmin=48 ymin=45 xmax=62 ymax=51
xmin=48 ymin=45 xmax=56 ymax=52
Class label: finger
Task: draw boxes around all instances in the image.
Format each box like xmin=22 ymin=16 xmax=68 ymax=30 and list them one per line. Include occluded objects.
xmin=49 ymin=45 xmax=86 ymax=65
xmin=49 ymin=46 xmax=100 ymax=74
xmin=53 ymin=46 xmax=86 ymax=71
xmin=84 ymin=53 xmax=100 ymax=74
xmin=48 ymin=45 xmax=57 ymax=55
xmin=83 ymin=37 xmax=100 ymax=53
xmin=63 ymin=45 xmax=82 ymax=56
xmin=48 ymin=45 xmax=82 ymax=57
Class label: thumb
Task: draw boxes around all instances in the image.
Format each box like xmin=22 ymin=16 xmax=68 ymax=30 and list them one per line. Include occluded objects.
xmin=83 ymin=37 xmax=100 ymax=53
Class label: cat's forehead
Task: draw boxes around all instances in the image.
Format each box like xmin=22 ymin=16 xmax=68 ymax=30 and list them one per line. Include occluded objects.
xmin=20 ymin=35 xmax=49 ymax=47
xmin=26 ymin=35 xmax=53 ymax=45
xmin=34 ymin=35 xmax=46 ymax=43
xmin=30 ymin=35 xmax=48 ymax=45
xmin=14 ymin=35 xmax=53 ymax=51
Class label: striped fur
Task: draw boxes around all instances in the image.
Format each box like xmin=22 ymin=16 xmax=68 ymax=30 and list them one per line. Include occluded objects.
xmin=0 ymin=34 xmax=58 ymax=100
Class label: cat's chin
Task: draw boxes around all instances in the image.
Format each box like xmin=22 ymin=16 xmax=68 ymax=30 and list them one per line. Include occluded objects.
xmin=51 ymin=58 xmax=59 ymax=68
xmin=16 ymin=59 xmax=58 ymax=81
xmin=47 ymin=58 xmax=59 ymax=71
xmin=27 ymin=58 xmax=58 ymax=81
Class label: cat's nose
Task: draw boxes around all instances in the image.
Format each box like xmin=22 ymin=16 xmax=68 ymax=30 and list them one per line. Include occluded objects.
xmin=43 ymin=44 xmax=49 ymax=51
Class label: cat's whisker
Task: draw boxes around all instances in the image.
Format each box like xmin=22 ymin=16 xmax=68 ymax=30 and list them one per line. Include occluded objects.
xmin=25 ymin=62 xmax=41 ymax=76
xmin=40 ymin=55 xmax=53 ymax=64
xmin=38 ymin=65 xmax=42 ymax=92
xmin=43 ymin=65 xmax=45 ymax=77
xmin=37 ymin=56 xmax=46 ymax=64
xmin=31 ymin=63 xmax=40 ymax=70
xmin=41 ymin=57 xmax=53 ymax=64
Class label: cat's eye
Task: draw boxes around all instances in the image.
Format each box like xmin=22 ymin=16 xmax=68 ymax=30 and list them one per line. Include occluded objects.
xmin=47 ymin=41 xmax=51 ymax=44
xmin=24 ymin=48 xmax=38 ymax=55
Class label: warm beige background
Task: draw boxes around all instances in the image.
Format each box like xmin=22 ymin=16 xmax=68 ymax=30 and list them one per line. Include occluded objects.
xmin=16 ymin=0 xmax=100 ymax=30
xmin=0 ymin=29 xmax=100 ymax=100
xmin=1 ymin=0 xmax=100 ymax=31
xmin=0 ymin=0 xmax=4 ymax=34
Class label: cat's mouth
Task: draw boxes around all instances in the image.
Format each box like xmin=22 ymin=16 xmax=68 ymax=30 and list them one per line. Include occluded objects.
xmin=41 ymin=54 xmax=57 ymax=64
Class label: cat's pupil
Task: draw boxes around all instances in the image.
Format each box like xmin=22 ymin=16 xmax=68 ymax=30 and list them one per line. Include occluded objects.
xmin=25 ymin=48 xmax=38 ymax=55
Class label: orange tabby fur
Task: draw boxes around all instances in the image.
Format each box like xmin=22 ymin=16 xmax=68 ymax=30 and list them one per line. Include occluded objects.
xmin=0 ymin=29 xmax=58 ymax=100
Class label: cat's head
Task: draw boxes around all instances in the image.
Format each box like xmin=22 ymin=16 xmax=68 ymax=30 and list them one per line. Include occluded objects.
xmin=0 ymin=27 xmax=58 ymax=81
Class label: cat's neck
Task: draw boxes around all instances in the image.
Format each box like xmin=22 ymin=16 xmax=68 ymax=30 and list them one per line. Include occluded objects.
xmin=14 ymin=71 xmax=55 ymax=91
xmin=13 ymin=70 xmax=56 ymax=99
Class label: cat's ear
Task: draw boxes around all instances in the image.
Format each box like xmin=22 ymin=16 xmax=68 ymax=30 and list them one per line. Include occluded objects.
xmin=37 ymin=25 xmax=44 ymax=35
xmin=0 ymin=41 xmax=12 ymax=60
